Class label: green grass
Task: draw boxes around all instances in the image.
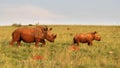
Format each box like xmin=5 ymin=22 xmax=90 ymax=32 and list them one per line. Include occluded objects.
xmin=0 ymin=25 xmax=120 ymax=68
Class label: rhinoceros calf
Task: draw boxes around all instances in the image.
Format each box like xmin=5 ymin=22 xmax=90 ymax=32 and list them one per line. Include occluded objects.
xmin=73 ymin=31 xmax=101 ymax=46
xmin=10 ymin=26 xmax=57 ymax=47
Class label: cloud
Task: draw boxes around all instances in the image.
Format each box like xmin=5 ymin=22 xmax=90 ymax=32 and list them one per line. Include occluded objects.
xmin=0 ymin=5 xmax=67 ymax=21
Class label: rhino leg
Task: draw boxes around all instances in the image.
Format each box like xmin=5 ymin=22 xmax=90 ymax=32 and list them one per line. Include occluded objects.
xmin=35 ymin=42 xmax=39 ymax=47
xmin=73 ymin=37 xmax=79 ymax=46
xmin=76 ymin=42 xmax=79 ymax=46
xmin=10 ymin=38 xmax=19 ymax=46
xmin=75 ymin=40 xmax=79 ymax=46
xmin=17 ymin=40 xmax=21 ymax=47
xmin=88 ymin=41 xmax=93 ymax=46
xmin=34 ymin=38 xmax=41 ymax=47
xmin=10 ymin=31 xmax=21 ymax=46
xmin=10 ymin=40 xmax=15 ymax=46
xmin=40 ymin=39 xmax=46 ymax=47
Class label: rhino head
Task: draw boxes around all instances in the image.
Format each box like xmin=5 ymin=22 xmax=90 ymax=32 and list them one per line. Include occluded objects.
xmin=92 ymin=31 xmax=101 ymax=41
xmin=44 ymin=27 xmax=57 ymax=42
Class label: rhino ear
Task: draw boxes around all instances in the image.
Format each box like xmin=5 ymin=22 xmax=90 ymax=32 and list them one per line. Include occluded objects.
xmin=44 ymin=27 xmax=48 ymax=31
xmin=49 ymin=28 xmax=52 ymax=31
xmin=93 ymin=31 xmax=97 ymax=34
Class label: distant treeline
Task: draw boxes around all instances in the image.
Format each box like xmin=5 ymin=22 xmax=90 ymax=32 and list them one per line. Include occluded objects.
xmin=11 ymin=23 xmax=35 ymax=27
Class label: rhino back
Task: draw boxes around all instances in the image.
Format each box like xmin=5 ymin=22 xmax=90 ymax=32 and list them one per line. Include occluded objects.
xmin=19 ymin=27 xmax=45 ymax=42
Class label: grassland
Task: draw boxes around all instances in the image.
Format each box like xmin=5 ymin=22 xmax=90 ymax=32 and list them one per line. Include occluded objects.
xmin=0 ymin=25 xmax=120 ymax=68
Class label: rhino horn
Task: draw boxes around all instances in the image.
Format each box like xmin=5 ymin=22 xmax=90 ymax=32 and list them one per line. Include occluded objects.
xmin=54 ymin=34 xmax=57 ymax=38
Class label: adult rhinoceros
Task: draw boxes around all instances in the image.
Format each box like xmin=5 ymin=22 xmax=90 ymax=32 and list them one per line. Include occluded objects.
xmin=10 ymin=26 xmax=57 ymax=47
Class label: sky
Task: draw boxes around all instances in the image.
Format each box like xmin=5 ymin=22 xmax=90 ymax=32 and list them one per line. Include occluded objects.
xmin=0 ymin=0 xmax=120 ymax=25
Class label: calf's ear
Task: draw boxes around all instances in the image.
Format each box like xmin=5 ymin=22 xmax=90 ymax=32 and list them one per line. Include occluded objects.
xmin=93 ymin=31 xmax=97 ymax=34
xmin=49 ymin=28 xmax=52 ymax=31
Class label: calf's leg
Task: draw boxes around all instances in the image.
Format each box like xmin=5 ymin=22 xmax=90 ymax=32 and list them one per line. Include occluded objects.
xmin=73 ymin=38 xmax=79 ymax=46
xmin=88 ymin=41 xmax=93 ymax=46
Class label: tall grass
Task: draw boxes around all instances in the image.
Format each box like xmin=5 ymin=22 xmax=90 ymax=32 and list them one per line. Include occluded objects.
xmin=0 ymin=25 xmax=120 ymax=68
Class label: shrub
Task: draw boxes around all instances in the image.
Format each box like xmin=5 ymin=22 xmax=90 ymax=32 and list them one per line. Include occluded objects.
xmin=28 ymin=24 xmax=33 ymax=26
xmin=12 ymin=23 xmax=22 ymax=27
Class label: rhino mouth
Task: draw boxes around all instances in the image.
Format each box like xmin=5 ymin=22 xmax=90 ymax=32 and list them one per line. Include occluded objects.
xmin=46 ymin=34 xmax=57 ymax=42
xmin=98 ymin=39 xmax=101 ymax=41
xmin=96 ymin=38 xmax=101 ymax=41
xmin=49 ymin=40 xmax=54 ymax=42
xmin=51 ymin=34 xmax=57 ymax=42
